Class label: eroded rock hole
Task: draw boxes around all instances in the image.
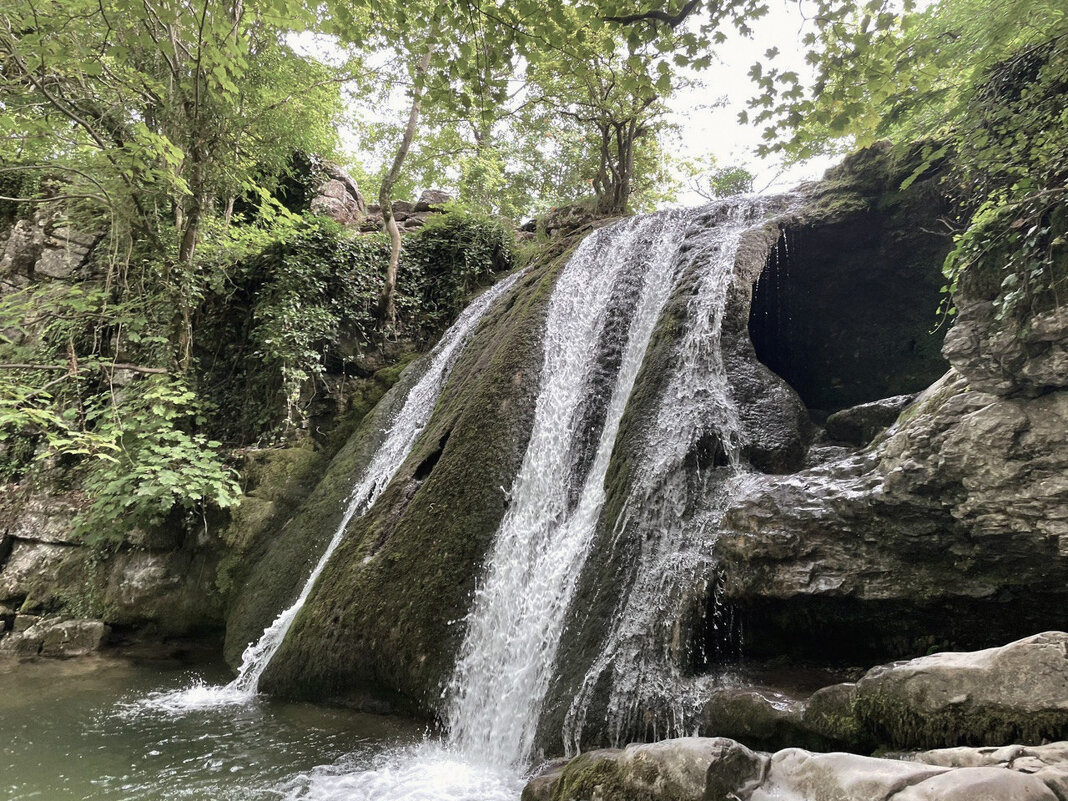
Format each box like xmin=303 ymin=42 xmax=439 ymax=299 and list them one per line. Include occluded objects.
xmin=414 ymin=430 xmax=451 ymax=480
xmin=748 ymin=222 xmax=949 ymax=416
xmin=690 ymin=593 xmax=1068 ymax=672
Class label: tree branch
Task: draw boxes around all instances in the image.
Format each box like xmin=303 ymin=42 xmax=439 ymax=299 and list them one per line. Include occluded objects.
xmin=604 ymin=0 xmax=701 ymax=29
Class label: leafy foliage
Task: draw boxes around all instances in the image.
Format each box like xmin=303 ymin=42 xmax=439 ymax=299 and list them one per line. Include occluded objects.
xmin=743 ymin=0 xmax=1067 ymax=321
xmin=76 ymin=378 xmax=241 ymax=543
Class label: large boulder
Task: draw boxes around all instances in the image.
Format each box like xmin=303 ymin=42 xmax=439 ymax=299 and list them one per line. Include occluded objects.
xmin=536 ymin=737 xmax=1068 ymax=801
xmin=714 ymin=368 xmax=1068 ymax=664
xmin=699 ymin=686 xmax=813 ymax=752
xmin=747 ymin=748 xmax=1060 ymax=801
xmin=414 ymin=189 xmax=452 ymax=211
xmin=853 ymin=631 xmax=1068 ymax=749
xmin=258 ymin=249 xmax=572 ymax=710
xmin=546 ymin=738 xmax=765 ymax=801
xmin=309 ymin=162 xmax=367 ymax=226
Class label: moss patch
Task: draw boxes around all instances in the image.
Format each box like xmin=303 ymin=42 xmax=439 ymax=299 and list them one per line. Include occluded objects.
xmin=854 ymin=691 xmax=1068 ymax=750
xmin=221 ymin=364 xmax=411 ymax=665
xmin=257 ymin=235 xmax=586 ymax=711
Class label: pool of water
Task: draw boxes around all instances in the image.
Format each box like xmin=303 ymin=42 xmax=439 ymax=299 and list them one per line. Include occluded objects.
xmin=1 ymin=655 xmax=424 ymax=801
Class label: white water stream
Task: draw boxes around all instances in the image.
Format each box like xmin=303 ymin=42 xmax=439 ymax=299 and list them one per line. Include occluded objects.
xmin=136 ymin=271 xmax=521 ymax=714
xmin=563 ymin=199 xmax=784 ymax=750
xmin=133 ymin=200 xmax=785 ymax=801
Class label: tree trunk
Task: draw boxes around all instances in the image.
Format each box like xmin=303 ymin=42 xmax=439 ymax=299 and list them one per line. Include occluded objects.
xmin=377 ymin=34 xmax=438 ymax=329
xmin=175 ymin=195 xmax=201 ymax=373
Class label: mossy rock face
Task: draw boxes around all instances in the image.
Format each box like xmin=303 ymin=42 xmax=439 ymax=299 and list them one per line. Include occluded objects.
xmin=546 ymin=738 xmax=765 ymax=801
xmin=258 ymin=243 xmax=579 ymax=711
xmin=222 ymin=366 xmax=413 ymax=666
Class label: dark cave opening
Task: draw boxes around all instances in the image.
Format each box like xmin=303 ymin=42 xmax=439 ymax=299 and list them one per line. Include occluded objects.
xmin=748 ymin=220 xmax=950 ymax=417
xmin=690 ymin=592 xmax=1068 ymax=674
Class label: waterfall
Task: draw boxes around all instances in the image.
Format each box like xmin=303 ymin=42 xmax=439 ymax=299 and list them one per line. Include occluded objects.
xmin=444 ymin=210 xmax=696 ymax=768
xmin=562 ymin=198 xmax=785 ymax=750
xmin=228 ymin=272 xmax=521 ymax=696
xmin=267 ymin=198 xmax=787 ymax=801
xmin=136 ymin=271 xmax=521 ymax=714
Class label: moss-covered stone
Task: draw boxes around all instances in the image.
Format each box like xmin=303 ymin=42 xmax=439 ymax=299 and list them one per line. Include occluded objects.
xmin=852 ymin=632 xmax=1068 ymax=750
xmin=549 ymin=750 xmax=626 ymax=801
xmin=256 ymin=236 xmax=586 ymax=711
xmin=222 ymin=363 xmax=416 ymax=666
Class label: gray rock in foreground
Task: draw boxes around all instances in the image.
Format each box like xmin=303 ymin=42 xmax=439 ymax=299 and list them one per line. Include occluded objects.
xmin=534 ymin=737 xmax=1068 ymax=801
xmin=853 ymin=631 xmax=1068 ymax=749
xmin=0 ymin=617 xmax=109 ymax=657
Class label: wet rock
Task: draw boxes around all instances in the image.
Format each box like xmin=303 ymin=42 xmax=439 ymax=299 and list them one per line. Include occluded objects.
xmin=520 ymin=758 xmax=569 ymax=801
xmin=715 ymin=370 xmax=1068 ymax=662
xmin=542 ymin=737 xmax=1068 ymax=801
xmin=259 ymin=262 xmax=558 ymax=708
xmin=853 ymin=631 xmax=1068 ymax=749
xmin=824 ymin=393 xmax=916 ymax=446
xmin=552 ymin=738 xmax=751 ymax=801
xmin=803 ymin=442 xmax=856 ymax=467
xmin=700 ymin=686 xmax=812 ymax=751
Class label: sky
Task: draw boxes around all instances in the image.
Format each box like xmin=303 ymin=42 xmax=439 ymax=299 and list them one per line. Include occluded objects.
xmin=294 ymin=0 xmax=845 ymax=209
xmin=667 ymin=1 xmax=840 ymax=201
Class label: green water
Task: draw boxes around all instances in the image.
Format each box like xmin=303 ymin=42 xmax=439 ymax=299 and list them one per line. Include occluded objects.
xmin=0 ymin=655 xmax=423 ymax=800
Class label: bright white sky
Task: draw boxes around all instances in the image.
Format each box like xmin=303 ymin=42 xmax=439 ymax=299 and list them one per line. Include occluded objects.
xmin=667 ymin=0 xmax=840 ymax=202
xmin=296 ymin=0 xmax=844 ymax=209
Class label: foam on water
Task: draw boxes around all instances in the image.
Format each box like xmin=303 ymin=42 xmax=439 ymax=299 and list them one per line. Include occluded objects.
xmin=277 ymin=743 xmax=523 ymax=801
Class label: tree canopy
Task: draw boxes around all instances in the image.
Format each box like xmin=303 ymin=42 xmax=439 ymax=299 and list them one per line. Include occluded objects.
xmin=0 ymin=0 xmax=1063 ymax=538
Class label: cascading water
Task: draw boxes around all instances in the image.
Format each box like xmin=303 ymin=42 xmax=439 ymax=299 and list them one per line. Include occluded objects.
xmin=157 ymin=198 xmax=788 ymax=801
xmin=282 ymin=201 xmax=791 ymax=800
xmin=562 ymin=197 xmax=792 ymax=751
xmin=281 ymin=210 xmax=700 ymax=800
xmin=445 ymin=210 xmax=695 ymax=768
xmin=135 ymin=270 xmax=521 ymax=714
